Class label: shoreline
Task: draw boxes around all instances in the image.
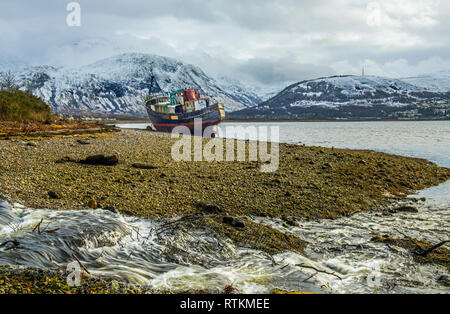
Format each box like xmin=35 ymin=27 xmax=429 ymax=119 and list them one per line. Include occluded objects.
xmin=106 ymin=119 xmax=450 ymax=124
xmin=1 ymin=128 xmax=449 ymax=293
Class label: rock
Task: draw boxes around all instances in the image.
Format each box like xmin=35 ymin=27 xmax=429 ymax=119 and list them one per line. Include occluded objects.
xmin=103 ymin=206 xmax=118 ymax=213
xmin=132 ymin=163 xmax=158 ymax=170
xmin=282 ymin=216 xmax=298 ymax=227
xmin=26 ymin=142 xmax=37 ymax=147
xmin=437 ymin=275 xmax=450 ymax=287
xmin=87 ymin=198 xmax=98 ymax=209
xmin=394 ymin=205 xmax=418 ymax=213
xmin=76 ymin=139 xmax=90 ymax=145
xmin=79 ymin=155 xmax=119 ymax=166
xmin=196 ymin=202 xmax=224 ymax=214
xmin=48 ymin=190 xmax=62 ymax=199
xmin=222 ymin=217 xmax=245 ymax=228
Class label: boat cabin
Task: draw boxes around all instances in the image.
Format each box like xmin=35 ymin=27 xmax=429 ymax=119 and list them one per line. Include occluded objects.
xmin=147 ymin=89 xmax=210 ymax=114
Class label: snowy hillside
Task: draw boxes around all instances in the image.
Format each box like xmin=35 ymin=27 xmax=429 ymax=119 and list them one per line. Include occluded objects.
xmin=14 ymin=53 xmax=261 ymax=116
xmin=229 ymin=75 xmax=450 ymax=120
xmin=400 ymin=70 xmax=450 ymax=93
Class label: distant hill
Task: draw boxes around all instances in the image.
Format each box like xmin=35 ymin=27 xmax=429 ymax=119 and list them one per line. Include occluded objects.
xmin=400 ymin=70 xmax=450 ymax=93
xmin=229 ymin=75 xmax=450 ymax=120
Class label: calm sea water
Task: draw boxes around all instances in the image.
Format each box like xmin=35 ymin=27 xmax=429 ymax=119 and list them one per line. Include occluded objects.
xmin=115 ymin=121 xmax=450 ymax=167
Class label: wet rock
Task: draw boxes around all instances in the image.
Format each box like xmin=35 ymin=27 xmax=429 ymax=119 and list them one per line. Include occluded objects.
xmin=76 ymin=139 xmax=90 ymax=145
xmin=394 ymin=205 xmax=418 ymax=213
xmin=87 ymin=198 xmax=98 ymax=209
xmin=196 ymin=202 xmax=224 ymax=214
xmin=222 ymin=217 xmax=245 ymax=228
xmin=48 ymin=190 xmax=62 ymax=199
xmin=132 ymin=163 xmax=158 ymax=170
xmin=282 ymin=216 xmax=298 ymax=227
xmin=79 ymin=155 xmax=119 ymax=166
xmin=437 ymin=275 xmax=450 ymax=287
xmin=103 ymin=206 xmax=118 ymax=213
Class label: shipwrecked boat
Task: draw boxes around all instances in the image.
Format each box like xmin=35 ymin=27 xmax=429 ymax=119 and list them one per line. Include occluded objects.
xmin=145 ymin=65 xmax=225 ymax=135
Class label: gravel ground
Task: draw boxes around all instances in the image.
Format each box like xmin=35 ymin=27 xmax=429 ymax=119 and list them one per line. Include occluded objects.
xmin=0 ymin=129 xmax=448 ymax=220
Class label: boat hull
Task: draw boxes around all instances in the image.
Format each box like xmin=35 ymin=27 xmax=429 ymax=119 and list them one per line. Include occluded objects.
xmin=146 ymin=103 xmax=226 ymax=133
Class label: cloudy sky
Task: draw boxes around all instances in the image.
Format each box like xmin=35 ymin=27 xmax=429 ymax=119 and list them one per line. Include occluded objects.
xmin=1 ymin=0 xmax=449 ymax=86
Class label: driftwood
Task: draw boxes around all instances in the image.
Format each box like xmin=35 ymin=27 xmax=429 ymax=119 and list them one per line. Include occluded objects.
xmin=32 ymin=218 xmax=44 ymax=234
xmin=413 ymin=240 xmax=450 ymax=257
xmin=295 ymin=263 xmax=343 ymax=280
xmin=32 ymin=218 xmax=59 ymax=234
xmin=72 ymin=253 xmax=91 ymax=275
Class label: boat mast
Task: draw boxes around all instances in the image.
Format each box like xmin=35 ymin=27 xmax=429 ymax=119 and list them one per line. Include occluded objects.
xmin=149 ymin=62 xmax=164 ymax=97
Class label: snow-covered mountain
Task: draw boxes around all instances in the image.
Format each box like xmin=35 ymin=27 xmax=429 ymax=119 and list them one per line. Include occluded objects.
xmin=14 ymin=53 xmax=262 ymax=116
xmin=400 ymin=70 xmax=450 ymax=93
xmin=229 ymin=75 xmax=450 ymax=120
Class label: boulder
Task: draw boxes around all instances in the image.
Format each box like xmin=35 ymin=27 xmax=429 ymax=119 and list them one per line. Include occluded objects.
xmin=79 ymin=155 xmax=119 ymax=166
xmin=394 ymin=205 xmax=418 ymax=213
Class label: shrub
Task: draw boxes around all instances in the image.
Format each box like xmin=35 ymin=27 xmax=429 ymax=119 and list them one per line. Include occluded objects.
xmin=0 ymin=89 xmax=53 ymax=122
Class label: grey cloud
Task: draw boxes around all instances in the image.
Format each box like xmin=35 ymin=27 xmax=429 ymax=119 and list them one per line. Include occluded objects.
xmin=237 ymin=57 xmax=336 ymax=84
xmin=0 ymin=0 xmax=449 ymax=85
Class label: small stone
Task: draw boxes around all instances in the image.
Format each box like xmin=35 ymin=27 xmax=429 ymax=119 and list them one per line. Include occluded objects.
xmin=132 ymin=163 xmax=158 ymax=170
xmin=26 ymin=142 xmax=37 ymax=147
xmin=76 ymin=139 xmax=90 ymax=145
